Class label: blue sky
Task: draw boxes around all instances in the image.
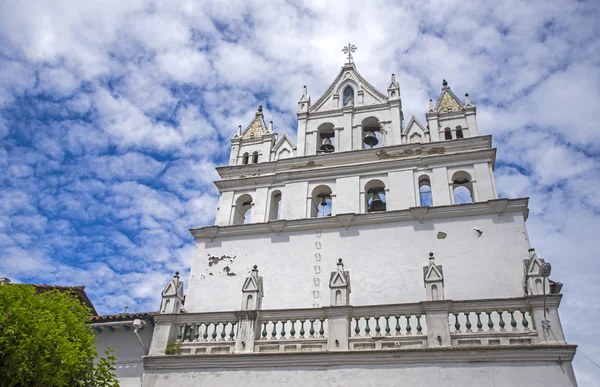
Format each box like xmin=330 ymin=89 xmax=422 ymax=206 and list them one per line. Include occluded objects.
xmin=0 ymin=0 xmax=599 ymax=383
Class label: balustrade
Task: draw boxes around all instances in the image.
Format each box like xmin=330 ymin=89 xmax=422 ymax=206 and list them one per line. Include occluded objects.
xmin=152 ymin=296 xmax=553 ymax=356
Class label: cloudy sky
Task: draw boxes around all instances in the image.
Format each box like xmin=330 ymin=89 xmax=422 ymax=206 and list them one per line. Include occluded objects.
xmin=0 ymin=0 xmax=598 ymax=382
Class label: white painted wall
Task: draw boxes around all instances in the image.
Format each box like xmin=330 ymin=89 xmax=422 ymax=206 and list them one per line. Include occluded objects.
xmin=94 ymin=325 xmax=153 ymax=387
xmin=186 ymin=211 xmax=530 ymax=313
xmin=141 ymin=362 xmax=576 ymax=387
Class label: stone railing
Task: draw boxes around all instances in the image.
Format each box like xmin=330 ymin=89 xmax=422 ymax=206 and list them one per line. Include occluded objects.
xmin=148 ymin=295 xmax=566 ymax=356
xmin=448 ymin=298 xmax=538 ymax=347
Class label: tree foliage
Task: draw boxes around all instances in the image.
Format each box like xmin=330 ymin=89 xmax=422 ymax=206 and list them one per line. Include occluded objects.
xmin=0 ymin=284 xmax=119 ymax=386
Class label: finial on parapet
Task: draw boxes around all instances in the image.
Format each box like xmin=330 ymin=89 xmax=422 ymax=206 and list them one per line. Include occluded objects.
xmin=241 ymin=265 xmax=263 ymax=310
xmin=464 ymin=93 xmax=471 ymax=106
xmin=429 ymin=98 xmax=434 ymax=112
xmin=258 ymin=105 xmax=263 ymax=113
xmin=160 ymin=270 xmax=185 ymax=314
xmin=330 ymin=259 xmax=351 ymax=306
xmin=442 ymin=79 xmax=448 ymax=88
xmin=423 ymin=252 xmax=444 ymax=301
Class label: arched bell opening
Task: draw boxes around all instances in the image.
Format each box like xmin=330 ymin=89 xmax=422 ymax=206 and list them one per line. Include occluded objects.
xmin=451 ymin=171 xmax=474 ymax=204
xmin=317 ymin=122 xmax=335 ymax=153
xmin=233 ymin=194 xmax=253 ymax=225
xmin=455 ymin=125 xmax=464 ymax=139
xmin=252 ymin=151 xmax=259 ymax=163
xmin=311 ymin=185 xmax=333 ymax=218
xmin=418 ymin=176 xmax=433 ymax=207
xmin=269 ymin=190 xmax=282 ymax=221
xmin=364 ymin=179 xmax=386 ymax=213
xmin=342 ymin=85 xmax=354 ymax=107
xmin=242 ymin=152 xmax=250 ymax=165
xmin=362 ymin=116 xmax=382 ymax=149
xmin=444 ymin=127 xmax=452 ymax=140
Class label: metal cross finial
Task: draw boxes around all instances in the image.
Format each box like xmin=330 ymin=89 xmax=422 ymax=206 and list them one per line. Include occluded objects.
xmin=123 ymin=305 xmax=129 ymax=314
xmin=342 ymin=42 xmax=357 ymax=63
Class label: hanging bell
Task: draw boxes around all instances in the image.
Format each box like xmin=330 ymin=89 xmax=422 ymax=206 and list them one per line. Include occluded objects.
xmin=368 ymin=191 xmax=386 ymax=212
xmin=320 ymin=196 xmax=328 ymax=206
xmin=363 ymin=130 xmax=379 ymax=148
xmin=320 ymin=137 xmax=335 ymax=153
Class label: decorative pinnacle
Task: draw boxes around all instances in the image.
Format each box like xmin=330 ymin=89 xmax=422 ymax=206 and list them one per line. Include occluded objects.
xmin=258 ymin=105 xmax=263 ymax=112
xmin=442 ymin=79 xmax=448 ymax=87
xmin=342 ymin=42 xmax=357 ymax=63
xmin=337 ymin=258 xmax=344 ymax=270
xmin=253 ymin=265 xmax=258 ymax=271
xmin=174 ymin=271 xmax=180 ymax=278
xmin=429 ymin=252 xmax=435 ymax=263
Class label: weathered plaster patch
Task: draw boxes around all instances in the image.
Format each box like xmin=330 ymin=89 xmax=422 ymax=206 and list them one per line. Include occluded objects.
xmin=437 ymin=232 xmax=447 ymax=239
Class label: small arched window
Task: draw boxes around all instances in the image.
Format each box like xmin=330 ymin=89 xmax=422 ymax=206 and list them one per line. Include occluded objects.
xmin=233 ymin=194 xmax=253 ymax=225
xmin=343 ymin=86 xmax=354 ymax=107
xmin=451 ymin=171 xmax=474 ymax=204
xmin=252 ymin=151 xmax=259 ymax=164
xmin=419 ymin=177 xmax=432 ymax=207
xmin=269 ymin=190 xmax=282 ymax=220
xmin=456 ymin=126 xmax=464 ymax=139
xmin=311 ymin=185 xmax=333 ymax=218
xmin=242 ymin=153 xmax=249 ymax=165
xmin=444 ymin=128 xmax=452 ymax=140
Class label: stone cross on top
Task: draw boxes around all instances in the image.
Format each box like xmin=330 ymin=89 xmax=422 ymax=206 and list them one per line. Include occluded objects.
xmin=342 ymin=42 xmax=357 ymax=63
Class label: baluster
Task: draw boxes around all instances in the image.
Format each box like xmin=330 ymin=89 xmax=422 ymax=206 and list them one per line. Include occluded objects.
xmin=476 ymin=312 xmax=483 ymax=332
xmin=271 ymin=321 xmax=277 ymax=339
xmin=375 ymin=316 xmax=381 ymax=337
xmin=354 ymin=318 xmax=361 ymax=336
xmin=184 ymin=325 xmax=192 ymax=341
xmin=220 ymin=323 xmax=227 ymax=340
xmin=487 ymin=311 xmax=494 ymax=331
xmin=177 ymin=325 xmax=183 ymax=341
xmin=395 ymin=316 xmax=401 ymax=335
xmin=510 ymin=311 xmax=517 ymax=332
xmin=405 ymin=316 xmax=412 ymax=335
xmin=309 ymin=319 xmax=315 ymax=338
xmin=364 ymin=318 xmax=371 ymax=336
xmin=465 ymin=313 xmax=472 ymax=333
xmin=229 ymin=323 xmax=236 ymax=340
xmin=211 ymin=323 xmax=218 ymax=340
xmin=521 ymin=310 xmax=530 ymax=330
xmin=290 ymin=320 xmax=296 ymax=338
xmin=299 ymin=320 xmax=306 ymax=338
xmin=280 ymin=320 xmax=286 ymax=339
xmin=453 ymin=313 xmax=461 ymax=333
xmin=498 ymin=311 xmax=506 ymax=332
xmin=319 ymin=318 xmax=325 ymax=338
xmin=194 ymin=324 xmax=200 ymax=341
xmin=261 ymin=322 xmax=268 ymax=339
xmin=384 ymin=316 xmax=391 ymax=336
xmin=416 ymin=315 xmax=423 ymax=335
xmin=203 ymin=324 xmax=209 ymax=340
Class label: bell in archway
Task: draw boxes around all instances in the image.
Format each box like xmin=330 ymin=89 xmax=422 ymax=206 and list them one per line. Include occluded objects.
xmin=364 ymin=130 xmax=379 ymax=148
xmin=368 ymin=191 xmax=386 ymax=212
xmin=320 ymin=137 xmax=335 ymax=153
xmin=320 ymin=196 xmax=328 ymax=206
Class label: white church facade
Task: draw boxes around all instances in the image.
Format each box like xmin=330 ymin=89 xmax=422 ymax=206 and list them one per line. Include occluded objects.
xmin=92 ymin=49 xmax=578 ymax=386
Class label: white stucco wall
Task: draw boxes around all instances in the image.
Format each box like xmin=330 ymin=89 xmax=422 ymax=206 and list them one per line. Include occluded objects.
xmin=186 ymin=211 xmax=530 ymax=313
xmin=94 ymin=325 xmax=153 ymax=387
xmin=141 ymin=361 xmax=576 ymax=387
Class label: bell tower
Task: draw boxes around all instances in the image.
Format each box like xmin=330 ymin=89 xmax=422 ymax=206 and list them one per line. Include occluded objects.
xmin=144 ymin=43 xmax=577 ymax=387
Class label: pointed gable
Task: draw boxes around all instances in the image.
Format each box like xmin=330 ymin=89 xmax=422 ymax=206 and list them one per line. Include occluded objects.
xmin=309 ymin=63 xmax=388 ymax=113
xmin=435 ymin=80 xmax=464 ymax=113
xmin=272 ymin=133 xmax=296 ymax=160
xmin=241 ymin=106 xmax=270 ymax=139
xmin=242 ymin=275 xmax=264 ymax=296
xmin=403 ymin=116 xmax=428 ymax=143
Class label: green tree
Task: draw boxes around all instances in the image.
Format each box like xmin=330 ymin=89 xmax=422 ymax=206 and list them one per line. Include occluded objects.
xmin=0 ymin=284 xmax=119 ymax=386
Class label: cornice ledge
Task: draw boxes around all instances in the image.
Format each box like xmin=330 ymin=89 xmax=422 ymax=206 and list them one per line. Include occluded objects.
xmin=142 ymin=345 xmax=577 ymax=371
xmin=189 ymin=198 xmax=529 ymax=242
